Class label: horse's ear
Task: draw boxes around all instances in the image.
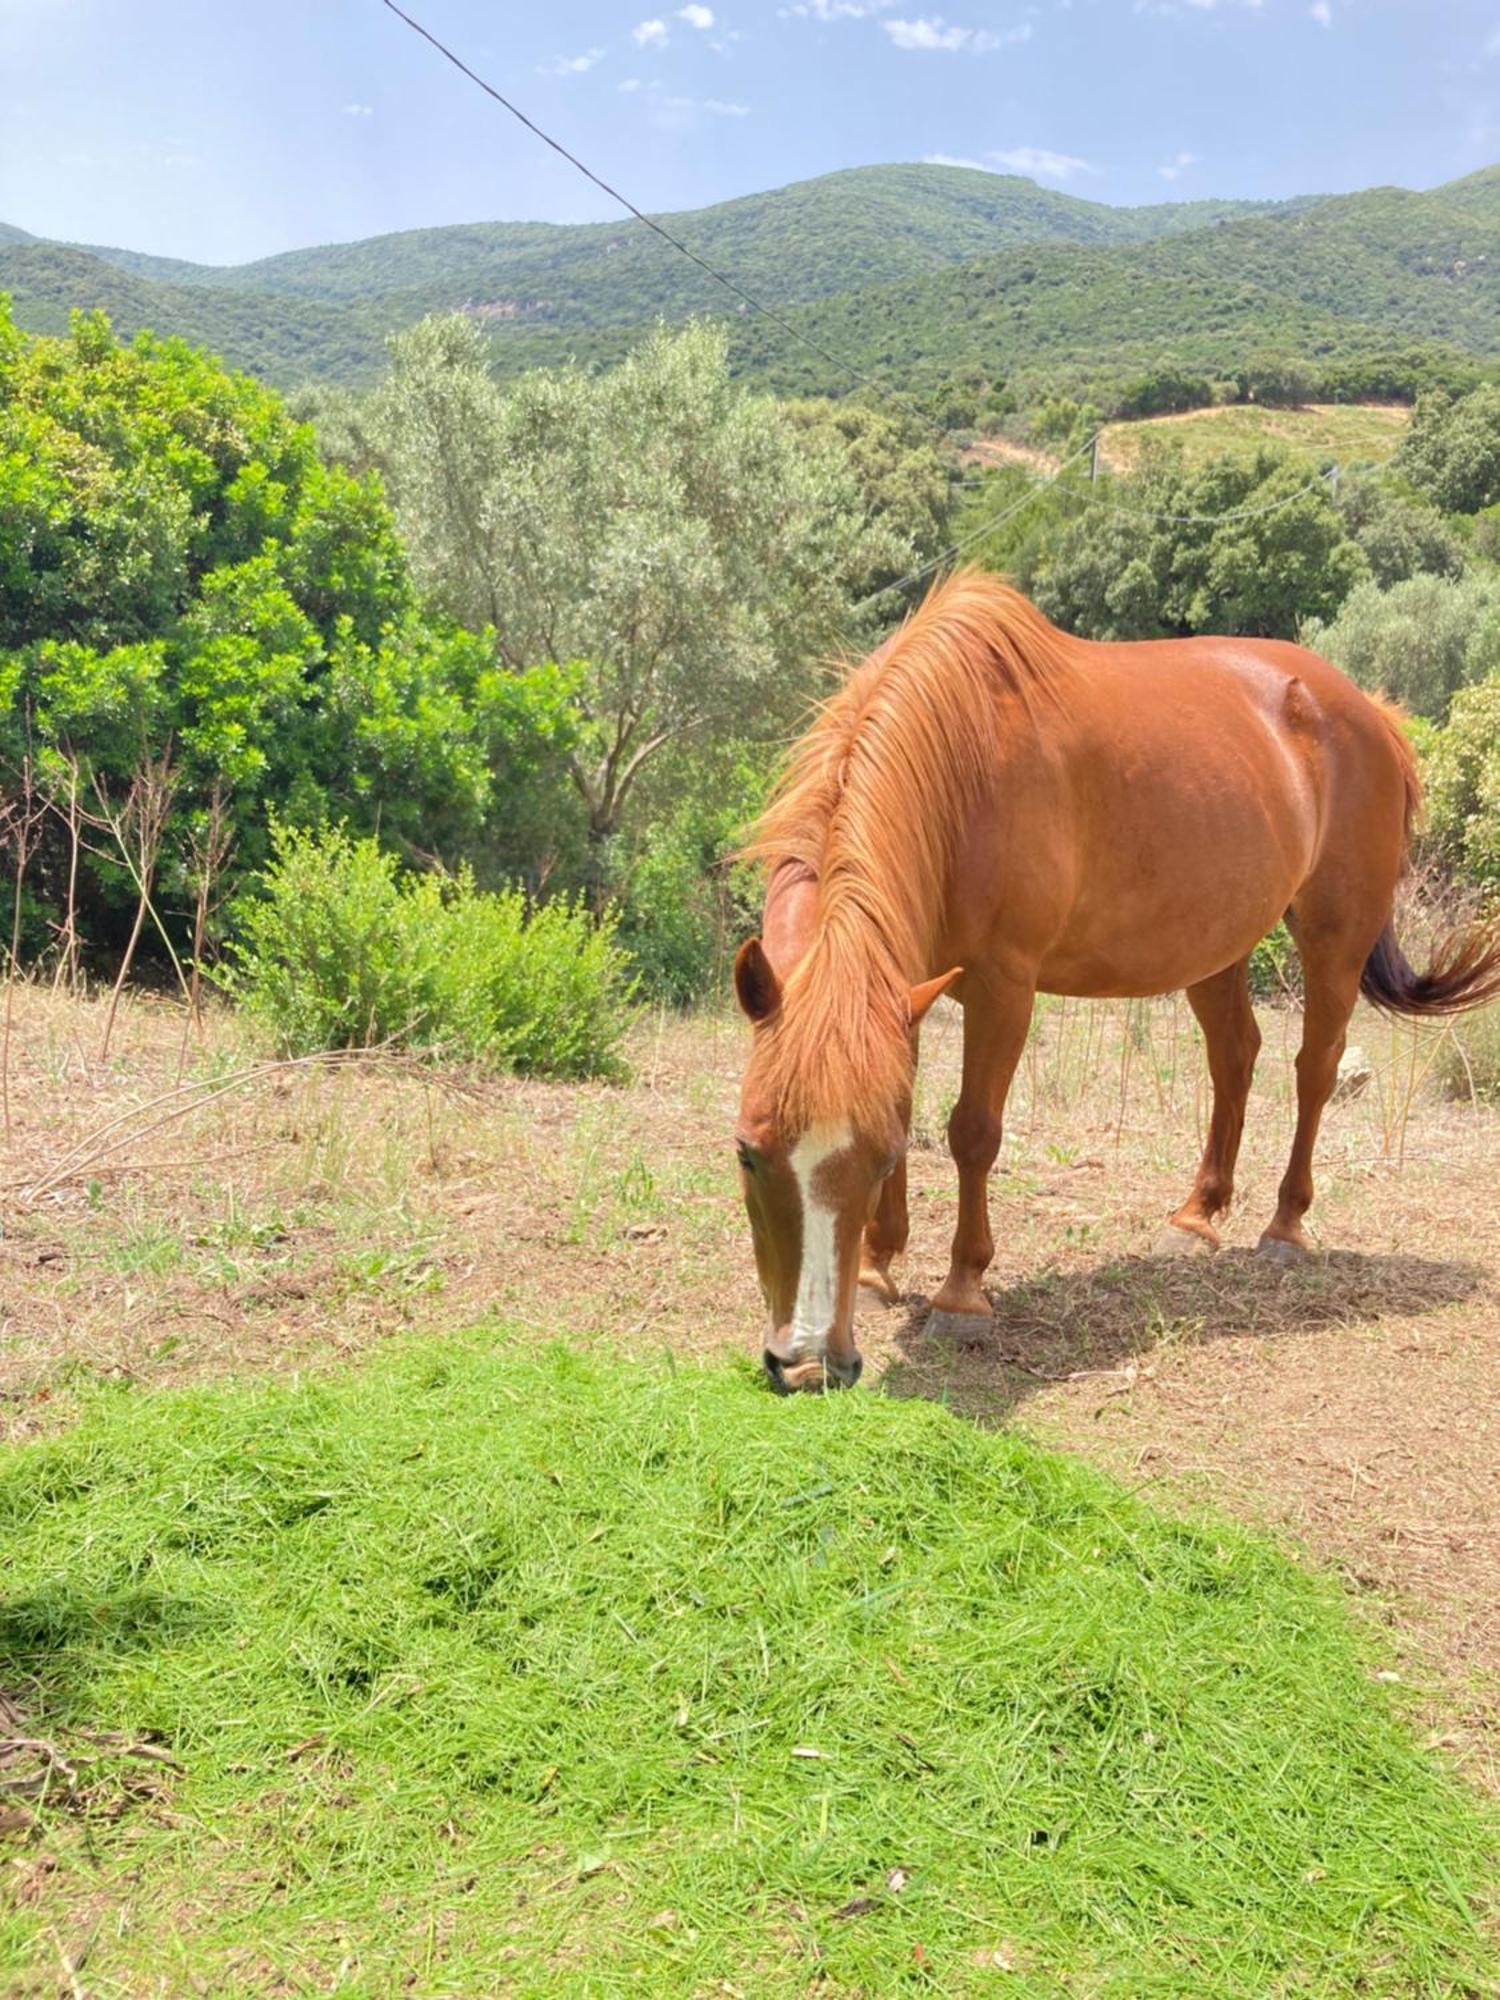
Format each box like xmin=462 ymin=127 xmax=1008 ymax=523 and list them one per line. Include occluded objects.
xmin=734 ymin=938 xmax=782 ymax=1023
xmin=909 ymin=966 xmax=962 ymax=1025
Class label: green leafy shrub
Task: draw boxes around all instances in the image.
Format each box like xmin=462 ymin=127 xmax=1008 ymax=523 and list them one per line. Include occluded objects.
xmin=615 ymin=759 xmax=766 ymax=1005
xmin=0 ymin=303 xmax=566 ymax=964
xmin=1421 ymin=672 xmax=1500 ymax=886
xmin=1248 ymin=921 xmax=1300 ymax=1000
xmin=224 ymin=824 xmax=632 ymax=1080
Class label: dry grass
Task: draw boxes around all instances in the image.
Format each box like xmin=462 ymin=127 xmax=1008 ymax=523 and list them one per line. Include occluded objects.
xmin=1100 ymin=400 xmax=1412 ymax=474
xmin=2 ymin=980 xmax=1498 ymax=1791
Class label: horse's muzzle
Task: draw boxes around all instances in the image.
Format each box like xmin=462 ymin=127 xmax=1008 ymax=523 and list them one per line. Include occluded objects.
xmin=763 ymin=1345 xmax=864 ymax=1394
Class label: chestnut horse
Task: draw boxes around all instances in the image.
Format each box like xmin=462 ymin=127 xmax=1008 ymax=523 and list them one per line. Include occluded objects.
xmin=733 ymin=569 xmax=1500 ymax=1392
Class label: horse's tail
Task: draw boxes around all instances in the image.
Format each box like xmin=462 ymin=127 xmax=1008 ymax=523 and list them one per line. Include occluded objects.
xmin=1358 ymin=697 xmax=1500 ymax=1018
xmin=1360 ymin=922 xmax=1500 ymax=1017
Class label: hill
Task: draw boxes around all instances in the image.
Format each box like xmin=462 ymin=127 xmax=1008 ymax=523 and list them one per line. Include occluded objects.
xmin=710 ymin=181 xmax=1500 ymax=399
xmin=0 ymin=241 xmax=395 ymax=383
xmin=3 ymin=163 xmax=1499 ymax=394
xmin=66 ymin=165 xmax=1292 ymax=310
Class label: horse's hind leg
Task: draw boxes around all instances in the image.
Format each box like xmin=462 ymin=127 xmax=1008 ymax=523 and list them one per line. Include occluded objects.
xmin=1257 ymin=915 xmax=1369 ymax=1263
xmin=1158 ymin=958 xmax=1261 ymax=1254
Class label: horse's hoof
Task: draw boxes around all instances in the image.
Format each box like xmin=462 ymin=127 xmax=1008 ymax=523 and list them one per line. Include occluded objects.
xmin=858 ymin=1266 xmax=900 ymax=1306
xmin=1152 ymin=1224 xmax=1217 ymax=1259
xmin=925 ymin=1308 xmax=995 ymax=1345
xmin=1256 ymin=1234 xmax=1305 ymax=1268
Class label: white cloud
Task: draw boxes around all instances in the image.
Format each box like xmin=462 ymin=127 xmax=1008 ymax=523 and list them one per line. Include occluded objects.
xmin=1309 ymin=0 xmax=1331 ymax=22
xmin=989 ymin=144 xmax=1096 ymax=179
xmin=1134 ymin=0 xmax=1264 ymax=13
xmin=618 ymin=76 xmax=644 ymax=90
xmin=678 ymin=2 xmax=715 ymax=24
xmin=540 ymin=47 xmax=605 ymax=75
xmin=641 ymin=90 xmax=751 ymax=127
xmin=342 ymin=102 xmax=374 ymax=117
xmin=663 ymin=92 xmax=749 ymax=114
xmin=784 ymin=0 xmax=894 ymax=18
xmin=633 ymin=17 xmax=669 ymax=45
xmin=1157 ymin=148 xmax=1200 ymax=180
xmin=884 ymin=15 xmax=1029 ymax=51
xmin=922 ymin=143 xmax=1094 ymax=180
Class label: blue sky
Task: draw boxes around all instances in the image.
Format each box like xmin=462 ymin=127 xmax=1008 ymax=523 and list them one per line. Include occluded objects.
xmin=2 ymin=0 xmax=1500 ymax=264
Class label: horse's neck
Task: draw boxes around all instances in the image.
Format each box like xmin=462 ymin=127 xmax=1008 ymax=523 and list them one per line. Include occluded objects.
xmin=761 ymin=860 xmax=821 ymax=982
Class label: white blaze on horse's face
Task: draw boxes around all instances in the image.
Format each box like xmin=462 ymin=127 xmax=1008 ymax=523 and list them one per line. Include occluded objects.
xmin=787 ymin=1120 xmax=852 ymax=1359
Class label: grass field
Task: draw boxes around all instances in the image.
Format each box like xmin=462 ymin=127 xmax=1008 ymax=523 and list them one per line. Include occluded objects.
xmin=3 ymin=1337 xmax=1496 ymax=1995
xmin=1100 ymin=402 xmax=1412 ymax=473
xmin=3 ymin=986 xmax=1499 ymax=1992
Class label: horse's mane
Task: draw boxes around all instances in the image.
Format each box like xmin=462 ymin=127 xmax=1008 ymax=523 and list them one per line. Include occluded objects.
xmin=741 ymin=568 xmax=1074 ymax=1137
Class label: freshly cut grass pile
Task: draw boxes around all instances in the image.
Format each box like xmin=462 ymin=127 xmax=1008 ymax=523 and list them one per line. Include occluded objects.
xmin=1 ymin=1337 xmax=1494 ymax=1996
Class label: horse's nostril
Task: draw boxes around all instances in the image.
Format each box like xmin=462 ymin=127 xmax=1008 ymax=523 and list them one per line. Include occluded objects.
xmin=763 ymin=1348 xmax=793 ymax=1395
xmin=832 ymin=1351 xmax=864 ymax=1390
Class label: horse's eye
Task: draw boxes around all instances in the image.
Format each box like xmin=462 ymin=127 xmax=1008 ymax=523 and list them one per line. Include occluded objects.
xmin=736 ymin=1141 xmax=756 ymax=1173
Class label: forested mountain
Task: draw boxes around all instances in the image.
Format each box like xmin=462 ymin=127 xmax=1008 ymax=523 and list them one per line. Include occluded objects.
xmin=68 ymin=165 xmax=1293 ymax=303
xmin=0 ymin=240 xmax=395 ymax=382
xmin=2 ymin=162 xmax=1498 ymax=393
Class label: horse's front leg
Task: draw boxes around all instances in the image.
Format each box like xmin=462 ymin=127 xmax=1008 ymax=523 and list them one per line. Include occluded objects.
xmin=931 ymin=979 xmax=1034 ymax=1326
xmin=859 ymin=1153 xmax=908 ymax=1304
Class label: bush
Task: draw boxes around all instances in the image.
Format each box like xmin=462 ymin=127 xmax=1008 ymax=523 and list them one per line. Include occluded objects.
xmin=223 ymin=824 xmax=633 ymax=1080
xmin=1302 ymin=572 xmax=1500 ymax=721
xmin=1421 ymin=673 xmax=1500 ymax=887
xmin=615 ymin=760 xmax=766 ymax=1005
xmin=1248 ymin=921 xmax=1300 ymax=1001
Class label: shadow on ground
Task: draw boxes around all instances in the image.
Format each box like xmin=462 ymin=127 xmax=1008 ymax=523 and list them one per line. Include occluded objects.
xmin=879 ymin=1248 xmax=1483 ymax=1421
xmin=0 ymin=1587 xmax=217 ymax=1732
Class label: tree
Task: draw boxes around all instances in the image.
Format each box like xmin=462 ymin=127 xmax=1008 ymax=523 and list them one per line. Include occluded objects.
xmin=1028 ymin=447 xmax=1367 ymax=641
xmin=1241 ymin=350 xmax=1317 ymax=409
xmin=781 ymin=397 xmax=956 ymax=591
xmin=1334 ymin=469 xmax=1467 ymax=589
xmin=0 ymin=303 xmax=554 ymax=963
xmin=1301 ymin=573 xmax=1500 ymax=722
xmin=370 ymin=317 xmax=912 ymax=851
xmin=1394 ymin=385 xmax=1500 ymax=516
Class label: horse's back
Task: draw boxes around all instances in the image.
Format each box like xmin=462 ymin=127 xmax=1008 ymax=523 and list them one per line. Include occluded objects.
xmin=1010 ymin=628 xmax=1404 ymax=997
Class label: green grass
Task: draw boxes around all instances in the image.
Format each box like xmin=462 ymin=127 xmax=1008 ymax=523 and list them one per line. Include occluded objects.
xmin=1 ymin=1335 xmax=1494 ymax=1996
xmin=1103 ymin=402 xmax=1412 ymax=474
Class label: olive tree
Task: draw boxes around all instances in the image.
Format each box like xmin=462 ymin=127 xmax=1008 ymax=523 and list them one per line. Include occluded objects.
xmin=370 ymin=317 xmax=911 ymax=849
xmin=1302 ymin=572 xmax=1500 ymax=722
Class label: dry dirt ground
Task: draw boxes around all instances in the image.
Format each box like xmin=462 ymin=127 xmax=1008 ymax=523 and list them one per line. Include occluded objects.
xmin=2 ymin=985 xmax=1497 ymax=1793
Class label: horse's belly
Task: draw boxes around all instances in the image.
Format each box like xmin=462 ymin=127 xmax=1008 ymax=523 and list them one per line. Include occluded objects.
xmin=1035 ymin=775 xmax=1313 ymax=998
xmin=1038 ymin=916 xmax=1284 ymax=999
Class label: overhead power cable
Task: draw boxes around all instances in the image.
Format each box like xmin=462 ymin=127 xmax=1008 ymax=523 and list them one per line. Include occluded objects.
xmin=378 ymin=0 xmax=931 ymax=422
xmin=853 ymin=433 xmax=1101 ymax=615
xmin=376 ymin=2 xmax=1349 ymax=623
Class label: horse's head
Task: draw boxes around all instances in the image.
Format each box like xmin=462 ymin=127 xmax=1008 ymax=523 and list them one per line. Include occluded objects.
xmin=732 ymin=936 xmax=959 ymax=1393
